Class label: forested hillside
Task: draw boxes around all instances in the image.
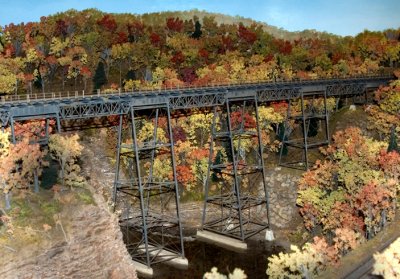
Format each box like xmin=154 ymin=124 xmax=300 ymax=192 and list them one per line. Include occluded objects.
xmin=0 ymin=8 xmax=400 ymax=278
xmin=0 ymin=8 xmax=399 ymax=95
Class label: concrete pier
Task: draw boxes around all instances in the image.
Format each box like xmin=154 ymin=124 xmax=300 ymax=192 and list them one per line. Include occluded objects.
xmin=196 ymin=230 xmax=247 ymax=251
xmin=136 ymin=244 xmax=189 ymax=275
xmin=132 ymin=261 xmax=153 ymax=278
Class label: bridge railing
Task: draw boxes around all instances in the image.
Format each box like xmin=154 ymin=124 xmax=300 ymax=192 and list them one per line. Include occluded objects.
xmin=0 ymin=73 xmax=394 ymax=105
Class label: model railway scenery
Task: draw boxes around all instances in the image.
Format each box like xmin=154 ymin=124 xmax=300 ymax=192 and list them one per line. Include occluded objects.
xmin=0 ymin=1 xmax=399 ymax=278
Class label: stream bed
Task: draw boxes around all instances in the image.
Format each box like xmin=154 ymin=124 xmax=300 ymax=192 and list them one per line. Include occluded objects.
xmin=156 ymin=238 xmax=281 ymax=278
xmin=123 ymin=228 xmax=283 ymax=279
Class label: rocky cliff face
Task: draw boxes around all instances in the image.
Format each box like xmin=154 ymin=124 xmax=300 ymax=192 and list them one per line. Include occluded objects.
xmin=0 ymin=203 xmax=137 ymax=279
xmin=0 ymin=129 xmax=137 ymax=279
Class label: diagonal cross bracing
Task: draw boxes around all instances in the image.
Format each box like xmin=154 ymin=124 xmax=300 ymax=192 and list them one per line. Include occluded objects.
xmin=0 ymin=109 xmax=10 ymax=127
xmin=0 ymin=76 xmax=392 ymax=128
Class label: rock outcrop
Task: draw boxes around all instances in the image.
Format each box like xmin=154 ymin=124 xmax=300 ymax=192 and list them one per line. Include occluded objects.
xmin=0 ymin=204 xmax=137 ymax=279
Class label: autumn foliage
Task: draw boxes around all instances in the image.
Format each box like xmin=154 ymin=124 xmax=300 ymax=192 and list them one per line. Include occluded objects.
xmin=0 ymin=131 xmax=47 ymax=209
xmin=366 ymin=79 xmax=400 ymax=139
xmin=373 ymin=237 xmax=400 ymax=278
xmin=297 ymin=127 xmax=399 ymax=239
xmin=267 ymin=228 xmax=364 ymax=278
xmin=0 ymin=10 xmax=398 ymax=94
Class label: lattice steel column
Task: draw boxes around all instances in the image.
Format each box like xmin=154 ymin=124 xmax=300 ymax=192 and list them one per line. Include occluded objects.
xmin=200 ymin=96 xmax=271 ymax=242
xmin=112 ymin=104 xmax=186 ymax=270
xmin=279 ymin=90 xmax=330 ymax=170
xmin=0 ymin=109 xmax=9 ymax=131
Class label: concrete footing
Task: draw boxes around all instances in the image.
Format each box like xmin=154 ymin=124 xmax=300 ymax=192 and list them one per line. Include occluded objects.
xmin=135 ymin=244 xmax=189 ymax=277
xmin=265 ymin=229 xmax=275 ymax=241
xmin=196 ymin=230 xmax=247 ymax=252
xmin=132 ymin=261 xmax=153 ymax=278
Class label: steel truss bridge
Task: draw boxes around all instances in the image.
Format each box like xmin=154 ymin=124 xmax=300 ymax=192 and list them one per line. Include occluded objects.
xmin=0 ymin=75 xmax=393 ymax=276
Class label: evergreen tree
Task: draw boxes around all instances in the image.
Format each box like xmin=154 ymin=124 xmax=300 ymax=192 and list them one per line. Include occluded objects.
xmin=93 ymin=62 xmax=107 ymax=90
xmin=125 ymin=69 xmax=136 ymax=81
xmin=211 ymin=150 xmax=223 ymax=182
xmin=306 ymin=118 xmax=319 ymax=137
xmin=387 ymin=126 xmax=399 ymax=153
xmin=192 ymin=20 xmax=202 ymax=39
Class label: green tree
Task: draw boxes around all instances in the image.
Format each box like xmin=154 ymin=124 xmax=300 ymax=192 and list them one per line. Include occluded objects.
xmin=93 ymin=61 xmax=107 ymax=90
xmin=387 ymin=126 xmax=399 ymax=153
xmin=191 ymin=20 xmax=202 ymax=39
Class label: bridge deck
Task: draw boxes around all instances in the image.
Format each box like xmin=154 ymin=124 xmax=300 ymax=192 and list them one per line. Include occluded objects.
xmin=0 ymin=75 xmax=393 ymax=128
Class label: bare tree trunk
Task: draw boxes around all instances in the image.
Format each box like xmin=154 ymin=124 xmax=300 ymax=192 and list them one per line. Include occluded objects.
xmin=119 ymin=63 xmax=122 ymax=88
xmin=62 ymin=71 xmax=65 ymax=91
xmin=61 ymin=164 xmax=65 ymax=187
xmin=5 ymin=192 xmax=11 ymax=210
xmin=34 ymin=169 xmax=39 ymax=193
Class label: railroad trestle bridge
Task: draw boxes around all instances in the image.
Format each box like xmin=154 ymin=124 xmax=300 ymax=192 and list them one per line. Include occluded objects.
xmin=0 ymin=75 xmax=393 ymax=276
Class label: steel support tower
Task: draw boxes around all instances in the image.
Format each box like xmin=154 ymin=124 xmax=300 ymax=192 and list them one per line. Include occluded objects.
xmin=112 ymin=103 xmax=186 ymax=269
xmin=200 ymin=96 xmax=271 ymax=242
xmin=278 ymin=90 xmax=330 ymax=170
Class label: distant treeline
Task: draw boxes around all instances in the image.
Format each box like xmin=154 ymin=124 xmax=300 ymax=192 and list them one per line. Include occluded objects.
xmin=0 ymin=9 xmax=399 ymax=94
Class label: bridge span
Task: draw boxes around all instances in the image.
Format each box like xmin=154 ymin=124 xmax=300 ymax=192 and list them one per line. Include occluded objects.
xmin=0 ymin=75 xmax=392 ymax=132
xmin=0 ymin=75 xmax=394 ymax=277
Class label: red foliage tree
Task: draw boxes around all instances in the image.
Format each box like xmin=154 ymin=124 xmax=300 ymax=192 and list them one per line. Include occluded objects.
xmin=14 ymin=119 xmax=55 ymax=142
xmin=150 ymin=33 xmax=161 ymax=46
xmin=230 ymin=111 xmax=256 ymax=130
xmin=176 ymin=165 xmax=194 ymax=187
xmin=172 ymin=126 xmax=187 ymax=142
xmin=166 ymin=17 xmax=184 ymax=33
xmin=331 ymin=52 xmax=344 ymax=64
xmin=115 ymin=32 xmax=128 ymax=44
xmin=378 ymin=150 xmax=400 ymax=179
xmin=264 ymin=54 xmax=274 ymax=63
xmin=270 ymin=101 xmax=288 ymax=115
xmin=97 ymin=15 xmax=117 ymax=32
xmin=238 ymin=24 xmax=257 ymax=45
xmin=180 ymin=67 xmax=197 ymax=83
xmin=274 ymin=39 xmax=293 ymax=55
xmin=55 ymin=19 xmax=68 ymax=38
xmin=327 ymin=202 xmax=365 ymax=233
xmin=171 ymin=51 xmax=185 ymax=66
xmin=127 ymin=21 xmax=144 ymax=41
xmin=198 ymin=48 xmax=209 ymax=59
xmin=221 ymin=35 xmax=235 ymax=53
xmin=190 ymin=148 xmax=209 ymax=161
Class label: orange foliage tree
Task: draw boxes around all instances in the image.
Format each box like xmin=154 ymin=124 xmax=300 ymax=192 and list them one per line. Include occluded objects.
xmin=0 ymin=133 xmax=47 ymax=209
xmin=297 ymin=127 xmax=399 ymax=239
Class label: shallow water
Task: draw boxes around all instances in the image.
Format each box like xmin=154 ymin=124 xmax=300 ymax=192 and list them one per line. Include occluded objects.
xmin=125 ymin=230 xmax=283 ymax=279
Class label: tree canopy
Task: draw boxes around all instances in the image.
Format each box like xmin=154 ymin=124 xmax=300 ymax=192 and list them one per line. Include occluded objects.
xmin=0 ymin=9 xmax=398 ymax=94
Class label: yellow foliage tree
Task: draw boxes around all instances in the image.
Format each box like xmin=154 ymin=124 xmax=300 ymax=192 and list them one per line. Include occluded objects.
xmin=373 ymin=237 xmax=400 ymax=278
xmin=0 ymin=59 xmax=17 ymax=94
xmin=204 ymin=267 xmax=247 ymax=279
xmin=137 ymin=121 xmax=167 ymax=144
xmin=0 ymin=130 xmax=10 ymax=158
xmin=182 ymin=112 xmax=214 ymax=147
xmin=49 ymin=134 xmax=83 ymax=187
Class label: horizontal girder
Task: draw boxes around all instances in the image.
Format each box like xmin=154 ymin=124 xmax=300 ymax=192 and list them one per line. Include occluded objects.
xmin=0 ymin=75 xmax=392 ymax=127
